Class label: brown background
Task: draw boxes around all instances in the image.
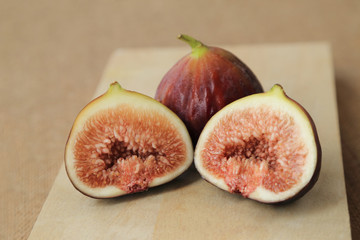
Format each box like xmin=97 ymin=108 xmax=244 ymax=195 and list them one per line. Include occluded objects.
xmin=1 ymin=0 xmax=359 ymax=239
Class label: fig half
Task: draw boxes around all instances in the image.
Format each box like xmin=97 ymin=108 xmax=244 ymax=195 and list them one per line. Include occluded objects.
xmin=65 ymin=82 xmax=193 ymax=198
xmin=194 ymin=84 xmax=321 ymax=204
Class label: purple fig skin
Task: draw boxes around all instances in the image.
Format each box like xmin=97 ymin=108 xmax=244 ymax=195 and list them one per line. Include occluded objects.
xmin=64 ymin=92 xmax=127 ymax=199
xmin=64 ymin=93 xmax=108 ymax=199
xmin=155 ymin=35 xmax=263 ymax=145
xmin=270 ymin=92 xmax=321 ymax=205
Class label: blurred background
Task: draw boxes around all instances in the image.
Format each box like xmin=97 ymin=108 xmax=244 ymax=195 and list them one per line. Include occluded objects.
xmin=1 ymin=0 xmax=359 ymax=239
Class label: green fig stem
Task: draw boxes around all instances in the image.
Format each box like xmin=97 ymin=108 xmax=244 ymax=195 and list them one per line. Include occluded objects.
xmin=178 ymin=34 xmax=208 ymax=58
xmin=269 ymin=84 xmax=286 ymax=96
xmin=107 ymin=81 xmax=123 ymax=94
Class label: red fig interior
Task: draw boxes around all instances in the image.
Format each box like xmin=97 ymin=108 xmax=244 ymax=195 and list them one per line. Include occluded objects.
xmin=73 ymin=105 xmax=187 ymax=192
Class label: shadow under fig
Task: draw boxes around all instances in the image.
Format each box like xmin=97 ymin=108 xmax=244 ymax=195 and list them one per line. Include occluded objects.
xmin=335 ymin=75 xmax=360 ymax=239
xmin=95 ymin=167 xmax=202 ymax=205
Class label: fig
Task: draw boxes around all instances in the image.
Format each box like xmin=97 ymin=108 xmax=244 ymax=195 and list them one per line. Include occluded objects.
xmin=194 ymin=84 xmax=321 ymax=204
xmin=155 ymin=34 xmax=263 ymax=144
xmin=65 ymin=82 xmax=193 ymax=198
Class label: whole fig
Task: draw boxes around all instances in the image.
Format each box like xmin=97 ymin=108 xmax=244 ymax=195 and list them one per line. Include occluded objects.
xmin=155 ymin=34 xmax=263 ymax=144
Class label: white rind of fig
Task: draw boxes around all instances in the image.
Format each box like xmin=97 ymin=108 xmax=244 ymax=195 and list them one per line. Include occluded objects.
xmin=65 ymin=82 xmax=193 ymax=198
xmin=194 ymin=84 xmax=321 ymax=204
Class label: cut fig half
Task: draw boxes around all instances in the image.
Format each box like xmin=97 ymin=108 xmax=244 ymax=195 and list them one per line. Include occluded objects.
xmin=194 ymin=84 xmax=321 ymax=204
xmin=65 ymin=82 xmax=193 ymax=198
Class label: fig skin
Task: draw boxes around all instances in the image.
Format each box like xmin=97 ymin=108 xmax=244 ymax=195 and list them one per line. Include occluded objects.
xmin=64 ymin=82 xmax=193 ymax=199
xmin=194 ymin=84 xmax=321 ymax=204
xmin=155 ymin=34 xmax=263 ymax=145
xmin=273 ymin=88 xmax=321 ymax=205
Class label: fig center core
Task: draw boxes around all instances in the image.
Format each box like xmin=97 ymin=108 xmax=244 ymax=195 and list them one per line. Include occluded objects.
xmin=98 ymin=139 xmax=160 ymax=170
xmin=224 ymin=135 xmax=276 ymax=164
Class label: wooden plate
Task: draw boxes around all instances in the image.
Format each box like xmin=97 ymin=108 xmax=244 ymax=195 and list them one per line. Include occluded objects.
xmin=28 ymin=43 xmax=351 ymax=240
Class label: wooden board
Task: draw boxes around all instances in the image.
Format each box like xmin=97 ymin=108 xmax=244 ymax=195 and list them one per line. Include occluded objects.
xmin=28 ymin=43 xmax=351 ymax=239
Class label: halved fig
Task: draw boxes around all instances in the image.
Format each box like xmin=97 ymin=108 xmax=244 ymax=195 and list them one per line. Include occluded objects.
xmin=65 ymin=82 xmax=193 ymax=198
xmin=194 ymin=84 xmax=321 ymax=204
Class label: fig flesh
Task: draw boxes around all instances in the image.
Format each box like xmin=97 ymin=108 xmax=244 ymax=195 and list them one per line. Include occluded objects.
xmin=155 ymin=34 xmax=263 ymax=145
xmin=194 ymin=84 xmax=321 ymax=204
xmin=65 ymin=82 xmax=193 ymax=198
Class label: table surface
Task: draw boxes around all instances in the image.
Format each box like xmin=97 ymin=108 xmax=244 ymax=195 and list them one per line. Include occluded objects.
xmin=1 ymin=1 xmax=359 ymax=239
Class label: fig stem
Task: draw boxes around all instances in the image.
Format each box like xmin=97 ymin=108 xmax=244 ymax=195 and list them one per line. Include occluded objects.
xmin=107 ymin=82 xmax=123 ymax=94
xmin=178 ymin=34 xmax=208 ymax=58
xmin=178 ymin=34 xmax=204 ymax=48
xmin=270 ymin=84 xmax=285 ymax=95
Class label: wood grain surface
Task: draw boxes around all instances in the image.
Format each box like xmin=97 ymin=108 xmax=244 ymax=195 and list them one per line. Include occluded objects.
xmin=28 ymin=44 xmax=351 ymax=239
xmin=1 ymin=1 xmax=359 ymax=239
